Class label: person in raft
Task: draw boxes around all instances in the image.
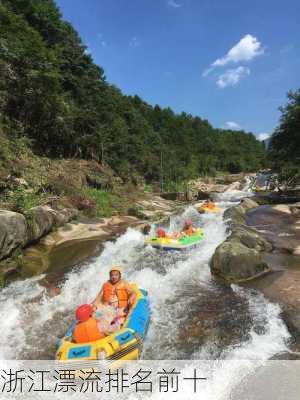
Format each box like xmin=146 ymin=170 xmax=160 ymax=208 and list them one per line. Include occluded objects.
xmin=156 ymin=227 xmax=180 ymax=239
xmin=203 ymin=199 xmax=215 ymax=209
xmin=181 ymin=219 xmax=197 ymax=236
xmin=73 ymin=304 xmax=106 ymax=343
xmin=92 ymin=266 xmax=136 ymax=328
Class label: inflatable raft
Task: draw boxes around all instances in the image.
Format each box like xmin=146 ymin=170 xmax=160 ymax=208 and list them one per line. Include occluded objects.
xmin=145 ymin=228 xmax=204 ymax=250
xmin=56 ymin=284 xmax=150 ymax=362
xmin=198 ymin=205 xmax=221 ymax=213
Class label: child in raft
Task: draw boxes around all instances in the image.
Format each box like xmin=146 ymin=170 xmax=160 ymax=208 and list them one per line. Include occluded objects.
xmin=73 ymin=302 xmax=124 ymax=343
xmin=94 ymin=303 xmax=124 ymax=333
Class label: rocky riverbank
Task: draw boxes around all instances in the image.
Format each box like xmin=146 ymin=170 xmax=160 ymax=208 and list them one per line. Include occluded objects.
xmin=1 ymin=173 xmax=248 ymax=286
xmin=0 ymin=191 xmax=183 ymax=286
xmin=244 ymin=202 xmax=300 ymax=340
xmin=0 ymin=200 xmax=79 ymax=261
xmin=211 ymin=196 xmax=300 ymax=339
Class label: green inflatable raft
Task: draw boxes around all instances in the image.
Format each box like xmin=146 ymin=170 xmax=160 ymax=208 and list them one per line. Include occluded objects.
xmin=145 ymin=228 xmax=204 ymax=251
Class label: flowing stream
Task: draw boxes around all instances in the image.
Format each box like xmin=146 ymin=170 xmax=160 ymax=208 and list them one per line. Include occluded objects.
xmin=0 ymin=183 xmax=291 ymax=366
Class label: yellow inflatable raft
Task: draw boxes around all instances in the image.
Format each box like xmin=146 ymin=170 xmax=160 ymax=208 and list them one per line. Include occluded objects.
xmin=197 ymin=205 xmax=221 ymax=213
xmin=56 ymin=284 xmax=150 ymax=363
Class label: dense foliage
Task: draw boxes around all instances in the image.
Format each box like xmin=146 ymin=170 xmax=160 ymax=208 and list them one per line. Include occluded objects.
xmin=0 ymin=0 xmax=266 ymax=186
xmin=269 ymin=90 xmax=300 ymax=168
xmin=268 ymin=90 xmax=300 ymax=190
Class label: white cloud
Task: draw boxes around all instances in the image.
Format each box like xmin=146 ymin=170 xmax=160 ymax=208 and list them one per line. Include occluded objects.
xmin=216 ymin=66 xmax=250 ymax=88
xmin=168 ymin=0 xmax=182 ymax=7
xmin=224 ymin=121 xmax=241 ymax=130
xmin=129 ymin=37 xmax=140 ymax=48
xmin=203 ymin=34 xmax=264 ymax=76
xmin=257 ymin=132 xmax=271 ymax=141
xmin=214 ymin=34 xmax=264 ymax=66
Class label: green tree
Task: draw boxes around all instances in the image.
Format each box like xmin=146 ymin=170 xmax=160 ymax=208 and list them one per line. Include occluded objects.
xmin=269 ymin=90 xmax=300 ymax=168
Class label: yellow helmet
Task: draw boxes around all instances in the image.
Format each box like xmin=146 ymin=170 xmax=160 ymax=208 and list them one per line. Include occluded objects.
xmin=109 ymin=266 xmax=122 ymax=274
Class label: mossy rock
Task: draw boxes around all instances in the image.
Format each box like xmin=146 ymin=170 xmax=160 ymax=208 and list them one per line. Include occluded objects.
xmin=211 ymin=239 xmax=271 ymax=283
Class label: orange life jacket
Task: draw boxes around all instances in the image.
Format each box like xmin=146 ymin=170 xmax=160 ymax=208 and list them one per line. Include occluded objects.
xmin=183 ymin=226 xmax=195 ymax=236
xmin=73 ymin=317 xmax=105 ymax=343
xmin=102 ymin=280 xmax=129 ymax=309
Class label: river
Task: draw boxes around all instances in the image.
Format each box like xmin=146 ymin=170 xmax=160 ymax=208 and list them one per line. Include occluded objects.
xmin=0 ymin=182 xmax=291 ymax=365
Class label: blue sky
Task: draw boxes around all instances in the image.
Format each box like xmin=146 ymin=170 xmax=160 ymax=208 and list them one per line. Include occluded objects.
xmin=56 ymin=0 xmax=300 ymax=140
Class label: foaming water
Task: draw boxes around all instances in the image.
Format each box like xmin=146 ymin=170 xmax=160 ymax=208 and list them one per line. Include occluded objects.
xmin=0 ymin=185 xmax=290 ymax=364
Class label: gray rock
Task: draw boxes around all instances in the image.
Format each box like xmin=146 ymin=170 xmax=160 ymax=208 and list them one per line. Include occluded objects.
xmin=25 ymin=205 xmax=78 ymax=244
xmin=232 ymin=225 xmax=273 ymax=252
xmin=224 ymin=205 xmax=246 ymax=225
xmin=224 ymin=198 xmax=259 ymax=228
xmin=25 ymin=206 xmax=55 ymax=243
xmin=240 ymin=198 xmax=259 ymax=210
xmin=212 ymin=198 xmax=271 ymax=282
xmin=48 ymin=207 xmax=78 ymax=226
xmin=211 ymin=239 xmax=270 ymax=282
xmin=0 ymin=210 xmax=27 ymax=260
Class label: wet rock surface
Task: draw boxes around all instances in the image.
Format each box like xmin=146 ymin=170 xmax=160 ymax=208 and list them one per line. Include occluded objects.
xmin=244 ymin=271 xmax=300 ymax=340
xmin=213 ymin=195 xmax=300 ymax=340
xmin=211 ymin=198 xmax=271 ymax=282
xmin=15 ymin=216 xmax=145 ymax=278
xmin=245 ymin=204 xmax=300 ymax=256
xmin=243 ymin=203 xmax=300 ymax=339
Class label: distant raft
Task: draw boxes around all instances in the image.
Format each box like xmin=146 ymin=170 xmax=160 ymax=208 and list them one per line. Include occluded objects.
xmin=56 ymin=284 xmax=150 ymax=363
xmin=145 ymin=228 xmax=204 ymax=250
xmin=197 ymin=205 xmax=222 ymax=214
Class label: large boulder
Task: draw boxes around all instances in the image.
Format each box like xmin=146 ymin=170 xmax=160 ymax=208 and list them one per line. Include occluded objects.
xmin=25 ymin=206 xmax=55 ymax=243
xmin=211 ymin=198 xmax=271 ymax=283
xmin=211 ymin=239 xmax=270 ymax=282
xmin=0 ymin=210 xmax=27 ymax=260
xmin=25 ymin=205 xmax=78 ymax=244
